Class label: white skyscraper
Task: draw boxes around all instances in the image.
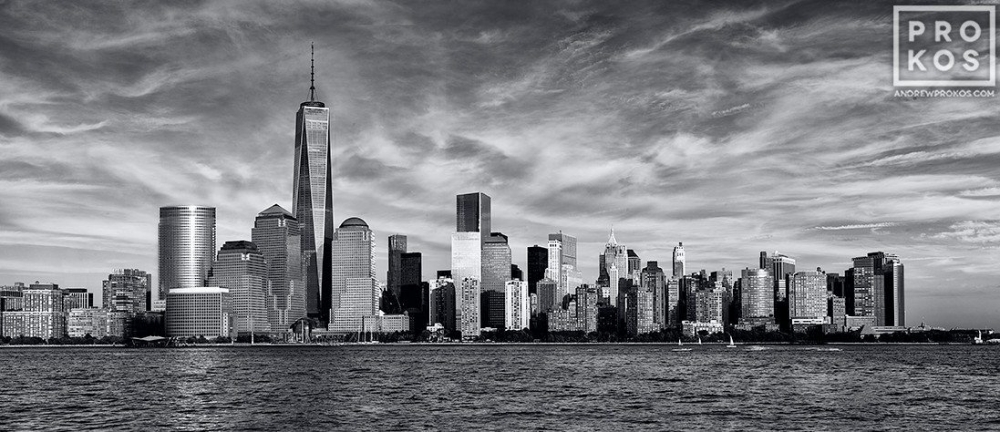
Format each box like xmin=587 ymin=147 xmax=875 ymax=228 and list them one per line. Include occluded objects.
xmin=505 ymin=280 xmax=529 ymax=331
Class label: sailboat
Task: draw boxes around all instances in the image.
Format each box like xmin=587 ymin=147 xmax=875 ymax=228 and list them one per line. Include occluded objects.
xmin=672 ymin=338 xmax=692 ymax=352
xmin=697 ymin=336 xmax=702 ymax=345
xmin=727 ymin=334 xmax=737 ymax=348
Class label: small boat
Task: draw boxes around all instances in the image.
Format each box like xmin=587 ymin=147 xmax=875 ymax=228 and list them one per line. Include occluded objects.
xmin=727 ymin=335 xmax=737 ymax=348
xmin=816 ymin=347 xmax=842 ymax=352
xmin=745 ymin=345 xmax=768 ymax=351
xmin=672 ymin=348 xmax=693 ymax=352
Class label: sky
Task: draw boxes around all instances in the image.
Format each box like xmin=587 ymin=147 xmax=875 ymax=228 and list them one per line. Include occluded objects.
xmin=0 ymin=0 xmax=998 ymax=329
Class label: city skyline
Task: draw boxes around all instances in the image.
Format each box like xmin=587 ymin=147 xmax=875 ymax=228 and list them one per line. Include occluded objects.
xmin=0 ymin=1 xmax=998 ymax=329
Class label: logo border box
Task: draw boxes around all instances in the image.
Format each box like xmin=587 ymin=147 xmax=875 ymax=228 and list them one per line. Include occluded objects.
xmin=893 ymin=5 xmax=996 ymax=87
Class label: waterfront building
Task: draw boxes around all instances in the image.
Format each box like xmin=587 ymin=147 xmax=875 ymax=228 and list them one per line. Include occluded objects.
xmin=293 ymin=49 xmax=334 ymax=323
xmin=158 ymin=206 xmax=216 ymax=300
xmin=362 ymin=313 xmax=412 ymax=334
xmin=0 ymin=283 xmax=25 ymax=312
xmin=482 ymin=233 xmax=512 ymax=328
xmin=546 ymin=232 xmax=577 ymax=300
xmin=103 ymin=269 xmax=151 ymax=315
xmin=527 ymin=245 xmax=547 ymax=295
xmin=547 ymin=285 xmax=599 ymax=333
xmin=207 ymin=241 xmax=271 ymax=335
xmin=868 ymin=252 xmax=905 ymax=326
xmin=458 ymin=278 xmax=481 ymax=340
xmin=672 ymin=242 xmax=686 ymax=278
xmin=0 ymin=283 xmax=66 ymax=339
xmin=693 ymin=288 xmax=724 ymax=324
xmin=165 ymin=287 xmax=233 ymax=338
xmin=681 ymin=320 xmax=724 ymax=337
xmin=252 ymin=204 xmax=304 ymax=332
xmin=399 ymin=252 xmax=423 ymax=312
xmin=850 ymin=256 xmax=876 ymax=320
xmin=428 ymin=278 xmax=457 ymax=332
xmin=739 ymin=268 xmax=774 ymax=327
xmin=67 ymin=308 xmax=108 ymax=338
xmin=63 ymin=288 xmax=92 ymax=310
xmin=789 ymin=271 xmax=828 ymax=327
xmin=505 ymin=280 xmax=529 ymax=331
xmin=329 ymin=217 xmax=379 ymax=334
xmin=387 ymin=234 xmax=407 ymax=304
xmin=625 ymin=283 xmax=657 ymax=336
xmin=666 ymin=277 xmax=681 ymax=326
xmin=641 ymin=261 xmax=667 ymax=327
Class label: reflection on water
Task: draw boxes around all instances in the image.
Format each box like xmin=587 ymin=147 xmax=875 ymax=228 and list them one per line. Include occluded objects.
xmin=1 ymin=345 xmax=999 ymax=430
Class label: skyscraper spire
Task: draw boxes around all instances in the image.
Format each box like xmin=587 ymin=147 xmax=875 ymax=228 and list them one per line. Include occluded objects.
xmin=309 ymin=43 xmax=316 ymax=102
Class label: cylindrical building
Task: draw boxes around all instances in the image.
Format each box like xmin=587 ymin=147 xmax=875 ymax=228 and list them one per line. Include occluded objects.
xmin=158 ymin=206 xmax=216 ymax=300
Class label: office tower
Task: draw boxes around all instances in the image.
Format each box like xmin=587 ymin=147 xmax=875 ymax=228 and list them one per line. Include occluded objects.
xmin=452 ymin=192 xmax=492 ymax=337
xmin=437 ymin=270 xmax=452 ymax=279
xmin=428 ymin=278 xmax=457 ymax=331
xmin=505 ymin=280 xmax=529 ymax=331
xmin=0 ymin=283 xmax=66 ymax=339
xmin=881 ymin=255 xmax=905 ymax=326
xmin=625 ymin=283 xmax=657 ymax=336
xmin=293 ymin=47 xmax=333 ymax=322
xmin=456 ymin=192 xmax=491 ymax=234
xmin=527 ymin=245 xmax=547 ymax=295
xmin=536 ymin=278 xmax=559 ymax=313
xmin=641 ymin=261 xmax=667 ymax=327
xmin=207 ymin=241 xmax=271 ymax=335
xmin=844 ymin=267 xmax=856 ymax=314
xmin=458 ymin=278 xmax=481 ymax=339
xmin=627 ymin=250 xmax=641 ymax=281
xmin=672 ymin=242 xmax=686 ymax=277
xmin=482 ymin=233 xmax=511 ymax=328
xmin=762 ymin=252 xmax=796 ymax=299
xmin=789 ymin=271 xmax=828 ymax=326
xmin=158 ymin=206 xmax=216 ymax=300
xmin=693 ymin=288 xmax=724 ymax=323
xmin=850 ymin=256 xmax=876 ymax=320
xmin=387 ymin=234 xmax=407 ymax=303
xmin=63 ymin=288 xmax=92 ymax=310
xmin=548 ymin=284 xmax=599 ymax=332
xmin=399 ymin=252 xmax=422 ymax=311
xmin=165 ymin=287 xmax=233 ymax=338
xmin=252 ymin=204 xmax=304 ymax=331
xmin=600 ymin=229 xmax=628 ymax=307
xmin=546 ymin=232 xmax=577 ymax=299
xmin=103 ymin=269 xmax=151 ymax=315
xmin=329 ymin=217 xmax=378 ymax=333
xmin=511 ymin=264 xmax=523 ymax=281
xmin=666 ymin=277 xmax=681 ymax=326
xmin=739 ymin=268 xmax=774 ymax=326
xmin=759 ymin=251 xmax=768 ymax=269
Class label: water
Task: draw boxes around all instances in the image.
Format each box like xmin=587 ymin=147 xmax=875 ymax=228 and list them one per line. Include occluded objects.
xmin=1 ymin=344 xmax=998 ymax=431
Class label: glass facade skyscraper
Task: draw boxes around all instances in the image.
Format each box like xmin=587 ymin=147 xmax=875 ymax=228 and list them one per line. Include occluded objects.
xmin=527 ymin=245 xmax=547 ymax=295
xmin=158 ymin=206 xmax=216 ymax=301
xmin=293 ymin=51 xmax=333 ymax=323
xmin=208 ymin=241 xmax=271 ymax=334
xmin=252 ymin=204 xmax=304 ymax=331
xmin=329 ymin=217 xmax=378 ymax=333
xmin=387 ymin=234 xmax=407 ymax=304
xmin=482 ymin=233 xmax=511 ymax=328
xmin=672 ymin=242 xmax=685 ymax=277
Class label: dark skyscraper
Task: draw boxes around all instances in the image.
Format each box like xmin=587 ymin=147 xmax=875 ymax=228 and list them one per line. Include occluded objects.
xmin=387 ymin=234 xmax=407 ymax=305
xmin=293 ymin=47 xmax=333 ymax=323
xmin=527 ymin=245 xmax=547 ymax=295
xmin=867 ymin=251 xmax=905 ymax=326
xmin=252 ymin=204 xmax=304 ymax=330
xmin=456 ymin=192 xmax=491 ymax=234
xmin=399 ymin=251 xmax=422 ymax=311
xmin=510 ymin=264 xmax=523 ymax=281
xmin=158 ymin=206 xmax=216 ymax=300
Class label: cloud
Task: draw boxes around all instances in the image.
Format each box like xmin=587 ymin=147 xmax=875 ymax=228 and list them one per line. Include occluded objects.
xmin=813 ymin=223 xmax=897 ymax=231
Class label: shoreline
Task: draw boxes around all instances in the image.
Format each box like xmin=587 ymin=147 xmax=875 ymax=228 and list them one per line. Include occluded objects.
xmin=0 ymin=341 xmax=982 ymax=348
